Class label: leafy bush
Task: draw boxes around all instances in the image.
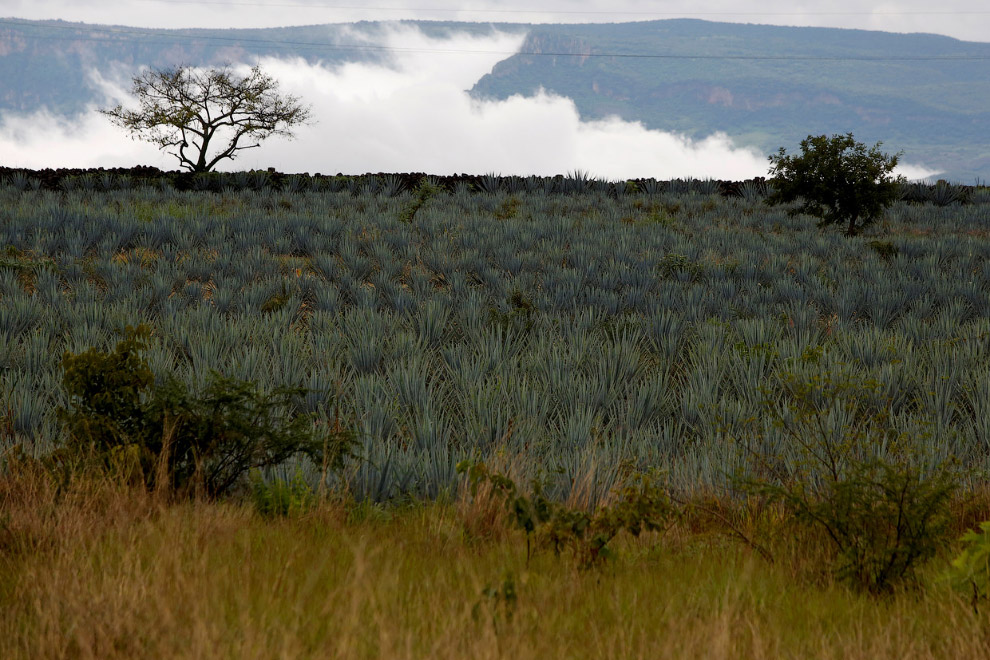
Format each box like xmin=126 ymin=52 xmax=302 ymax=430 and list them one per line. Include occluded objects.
xmin=739 ymin=370 xmax=956 ymax=594
xmin=657 ymin=252 xmax=702 ymax=279
xmin=867 ymin=240 xmax=899 ymax=261
xmin=488 ymin=289 xmax=536 ymax=334
xmin=249 ymin=468 xmax=316 ymax=518
xmin=787 ymin=460 xmax=953 ymax=593
xmin=768 ymin=133 xmax=904 ymax=236
xmin=146 ymin=375 xmax=342 ymax=498
xmin=946 ymin=521 xmax=990 ymax=610
xmin=457 ymin=461 xmax=674 ymax=568
xmin=58 ymin=324 xmax=155 ymax=457
xmin=57 ymin=325 xmax=356 ymax=499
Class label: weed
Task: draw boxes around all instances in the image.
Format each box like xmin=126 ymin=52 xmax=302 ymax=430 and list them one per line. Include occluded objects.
xmin=657 ymin=253 xmax=702 ymax=280
xmin=457 ymin=461 xmax=674 ymax=568
xmin=737 ymin=370 xmax=956 ymax=594
xmin=249 ymin=468 xmax=316 ymax=518
xmin=399 ymin=179 xmax=442 ymax=223
xmin=494 ymin=196 xmax=521 ymax=220
xmin=488 ymin=289 xmax=536 ymax=334
xmin=0 ymin=246 xmax=58 ymax=291
xmin=868 ymin=240 xmax=899 ymax=261
xmin=472 ymin=571 xmax=519 ymax=633
xmin=946 ymin=521 xmax=990 ymax=611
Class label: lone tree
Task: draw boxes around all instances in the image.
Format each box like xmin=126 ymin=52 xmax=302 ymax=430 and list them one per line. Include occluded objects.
xmin=768 ymin=133 xmax=904 ymax=236
xmin=101 ymin=64 xmax=311 ymax=172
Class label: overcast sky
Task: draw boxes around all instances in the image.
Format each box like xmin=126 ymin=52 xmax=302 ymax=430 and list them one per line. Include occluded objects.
xmin=0 ymin=2 xmax=960 ymax=178
xmin=3 ymin=0 xmax=988 ymax=41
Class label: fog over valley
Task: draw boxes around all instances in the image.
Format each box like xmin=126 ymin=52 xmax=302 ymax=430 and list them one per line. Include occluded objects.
xmin=2 ymin=1 xmax=988 ymax=180
xmin=0 ymin=24 xmax=945 ymax=180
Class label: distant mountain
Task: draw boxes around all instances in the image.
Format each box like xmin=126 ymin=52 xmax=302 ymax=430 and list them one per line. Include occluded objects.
xmin=471 ymin=20 xmax=990 ymax=182
xmin=2 ymin=17 xmax=988 ymax=181
xmin=0 ymin=18 xmax=508 ymax=115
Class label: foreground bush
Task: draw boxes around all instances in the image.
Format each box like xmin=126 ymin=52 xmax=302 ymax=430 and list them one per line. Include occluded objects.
xmin=57 ymin=325 xmax=355 ymax=499
xmin=739 ymin=369 xmax=956 ymax=593
xmin=946 ymin=521 xmax=990 ymax=610
xmin=249 ymin=468 xmax=317 ymax=518
xmin=457 ymin=460 xmax=675 ymax=568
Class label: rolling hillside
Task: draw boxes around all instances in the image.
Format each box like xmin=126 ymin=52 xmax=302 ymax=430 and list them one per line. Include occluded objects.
xmin=471 ymin=20 xmax=990 ymax=182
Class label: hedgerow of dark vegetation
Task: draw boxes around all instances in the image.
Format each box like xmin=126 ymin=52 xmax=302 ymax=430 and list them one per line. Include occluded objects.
xmin=0 ymin=165 xmax=980 ymax=204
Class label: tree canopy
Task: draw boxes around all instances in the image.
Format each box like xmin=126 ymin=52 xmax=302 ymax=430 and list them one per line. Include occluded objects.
xmin=767 ymin=133 xmax=904 ymax=236
xmin=101 ymin=64 xmax=311 ymax=172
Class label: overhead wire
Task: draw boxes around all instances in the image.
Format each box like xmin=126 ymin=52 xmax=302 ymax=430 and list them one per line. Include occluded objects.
xmin=130 ymin=0 xmax=990 ymax=16
xmin=1 ymin=17 xmax=989 ymax=61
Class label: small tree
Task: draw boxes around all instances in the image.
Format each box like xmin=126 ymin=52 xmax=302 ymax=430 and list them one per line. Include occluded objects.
xmin=101 ymin=64 xmax=311 ymax=172
xmin=768 ymin=133 xmax=904 ymax=236
xmin=58 ymin=326 xmax=356 ymax=499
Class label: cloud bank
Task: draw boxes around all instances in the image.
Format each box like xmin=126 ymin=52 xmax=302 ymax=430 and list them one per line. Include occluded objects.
xmin=0 ymin=27 xmax=938 ymax=181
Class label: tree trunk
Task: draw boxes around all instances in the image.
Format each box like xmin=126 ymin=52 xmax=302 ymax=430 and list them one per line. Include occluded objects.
xmin=846 ymin=216 xmax=858 ymax=236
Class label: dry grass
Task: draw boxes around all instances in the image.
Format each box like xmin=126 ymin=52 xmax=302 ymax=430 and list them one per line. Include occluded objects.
xmin=3 ymin=463 xmax=990 ymax=659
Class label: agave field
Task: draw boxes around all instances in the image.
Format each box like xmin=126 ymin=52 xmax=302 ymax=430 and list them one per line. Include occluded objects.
xmin=2 ymin=173 xmax=990 ymax=502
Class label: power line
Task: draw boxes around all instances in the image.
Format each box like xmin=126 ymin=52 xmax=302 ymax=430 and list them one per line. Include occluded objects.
xmin=2 ymin=19 xmax=988 ymax=61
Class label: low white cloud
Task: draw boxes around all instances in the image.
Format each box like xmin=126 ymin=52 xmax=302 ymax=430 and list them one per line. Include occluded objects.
xmin=0 ymin=27 xmax=767 ymax=179
xmin=0 ymin=107 xmax=172 ymax=170
xmin=0 ymin=26 xmax=938 ymax=181
xmin=232 ymin=27 xmax=771 ymax=179
xmin=894 ymin=162 xmax=942 ymax=182
xmin=0 ymin=65 xmax=185 ymax=170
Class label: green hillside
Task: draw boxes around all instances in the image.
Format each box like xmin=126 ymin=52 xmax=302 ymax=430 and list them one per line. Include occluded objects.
xmin=471 ymin=20 xmax=990 ymax=182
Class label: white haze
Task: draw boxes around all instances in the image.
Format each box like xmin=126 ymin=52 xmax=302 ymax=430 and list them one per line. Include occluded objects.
xmin=0 ymin=26 xmax=940 ymax=181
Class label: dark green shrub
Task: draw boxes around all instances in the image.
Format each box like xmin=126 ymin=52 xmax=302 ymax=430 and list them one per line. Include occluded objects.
xmin=772 ymin=459 xmax=953 ymax=593
xmin=739 ymin=370 xmax=955 ymax=594
xmin=488 ymin=289 xmax=536 ymax=334
xmin=249 ymin=468 xmax=316 ymax=518
xmin=946 ymin=521 xmax=990 ymax=611
xmin=868 ymin=240 xmax=899 ymax=261
xmin=768 ymin=133 xmax=904 ymax=236
xmin=657 ymin=253 xmax=702 ymax=279
xmin=57 ymin=326 xmax=356 ymax=499
xmin=145 ymin=375 xmax=340 ymax=498
xmin=58 ymin=324 xmax=155 ymax=457
xmin=457 ymin=461 xmax=674 ymax=568
xmin=494 ymin=196 xmax=521 ymax=220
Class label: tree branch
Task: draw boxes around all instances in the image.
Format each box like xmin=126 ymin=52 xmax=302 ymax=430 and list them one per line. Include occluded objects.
xmin=99 ymin=63 xmax=311 ymax=172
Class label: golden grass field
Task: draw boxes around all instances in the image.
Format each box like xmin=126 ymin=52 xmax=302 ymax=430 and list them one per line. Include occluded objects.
xmin=3 ymin=463 xmax=990 ymax=660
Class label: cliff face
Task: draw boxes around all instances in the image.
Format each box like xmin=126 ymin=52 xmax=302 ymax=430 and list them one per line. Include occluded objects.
xmin=522 ymin=32 xmax=594 ymax=65
xmin=470 ymin=21 xmax=990 ymax=181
